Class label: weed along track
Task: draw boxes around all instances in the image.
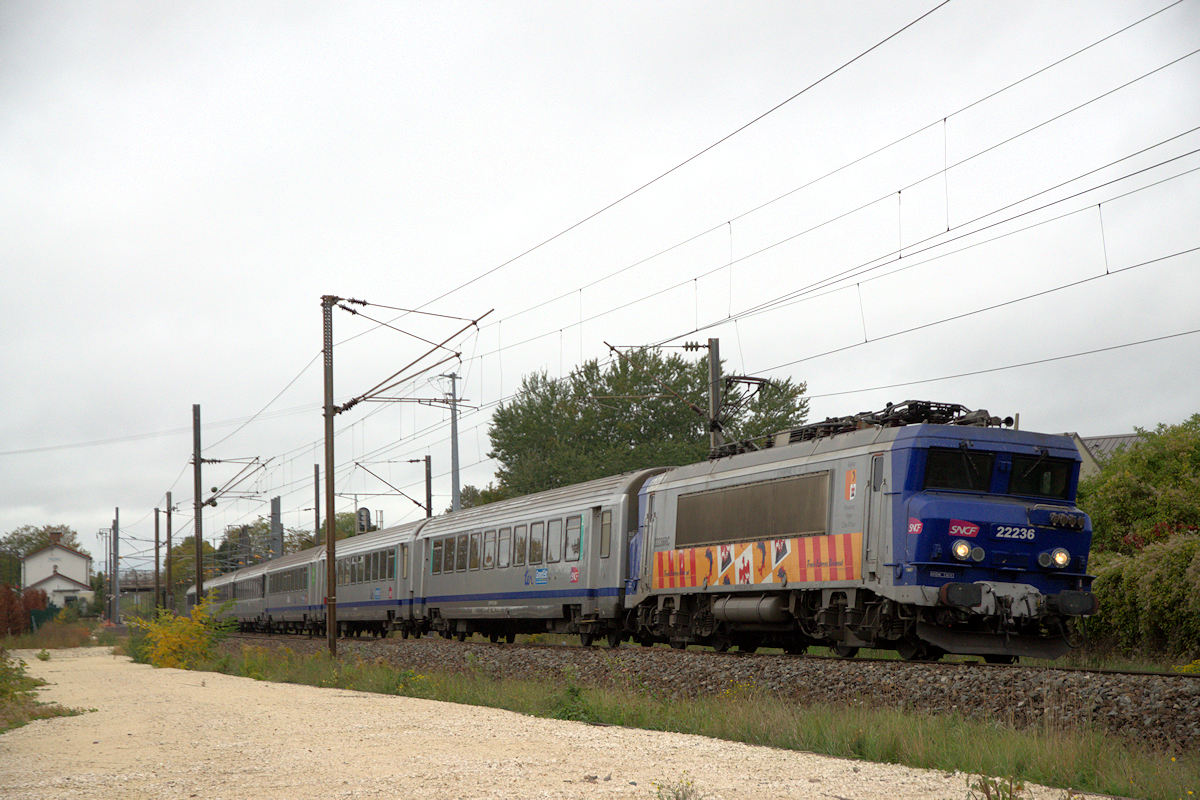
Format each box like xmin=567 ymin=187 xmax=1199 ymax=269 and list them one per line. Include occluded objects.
xmin=221 ymin=632 xmax=1200 ymax=753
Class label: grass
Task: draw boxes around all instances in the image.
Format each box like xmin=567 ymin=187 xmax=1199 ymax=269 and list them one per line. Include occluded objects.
xmin=0 ymin=649 xmax=81 ymax=733
xmin=0 ymin=618 xmax=96 ymax=651
xmin=197 ymin=643 xmax=1197 ymax=800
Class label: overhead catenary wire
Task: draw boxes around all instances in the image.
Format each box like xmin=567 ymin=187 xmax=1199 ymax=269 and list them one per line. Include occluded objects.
xmin=401 ymin=1 xmax=953 ymax=316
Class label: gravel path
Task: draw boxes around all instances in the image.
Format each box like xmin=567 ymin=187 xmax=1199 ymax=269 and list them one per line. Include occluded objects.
xmin=1 ymin=648 xmax=1103 ymax=800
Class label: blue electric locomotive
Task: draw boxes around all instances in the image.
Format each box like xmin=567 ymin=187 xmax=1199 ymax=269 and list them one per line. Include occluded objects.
xmin=625 ymin=401 xmax=1095 ymax=660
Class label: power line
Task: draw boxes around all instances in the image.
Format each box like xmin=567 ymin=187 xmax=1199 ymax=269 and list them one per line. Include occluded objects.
xmin=805 ymin=328 xmax=1200 ymax=400
xmin=472 ymin=0 xmax=1189 ymax=332
xmin=385 ymin=2 xmax=953 ymax=315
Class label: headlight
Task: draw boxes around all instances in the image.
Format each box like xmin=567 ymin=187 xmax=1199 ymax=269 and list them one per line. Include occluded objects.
xmin=951 ymin=539 xmax=971 ymax=560
xmin=970 ymin=546 xmax=986 ymax=562
xmin=1052 ymin=548 xmax=1070 ymax=568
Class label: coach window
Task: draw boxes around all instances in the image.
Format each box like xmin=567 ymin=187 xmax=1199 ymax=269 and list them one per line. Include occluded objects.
xmin=456 ymin=533 xmax=469 ymax=571
xmin=431 ymin=540 xmax=443 ymax=575
xmin=441 ymin=537 xmax=453 ymax=573
xmin=469 ymin=532 xmax=482 ymax=570
xmin=513 ymin=524 xmax=527 ymax=566
xmin=391 ymin=548 xmax=400 ymax=580
xmin=600 ymin=510 xmax=613 ymax=558
xmin=565 ymin=515 xmax=582 ymax=562
xmin=546 ymin=518 xmax=563 ymax=562
xmin=368 ymin=552 xmax=377 ymax=582
xmin=483 ymin=530 xmax=496 ymax=569
xmin=498 ymin=528 xmax=512 ymax=568
xmin=528 ymin=521 xmax=545 ymax=564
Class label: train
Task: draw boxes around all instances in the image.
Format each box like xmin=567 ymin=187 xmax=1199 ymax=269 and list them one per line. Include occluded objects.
xmin=189 ymin=400 xmax=1097 ymax=662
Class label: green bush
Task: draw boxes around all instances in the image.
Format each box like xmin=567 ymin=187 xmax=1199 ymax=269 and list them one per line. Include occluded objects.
xmin=1078 ymin=414 xmax=1200 ymax=554
xmin=1086 ymin=535 xmax=1200 ymax=657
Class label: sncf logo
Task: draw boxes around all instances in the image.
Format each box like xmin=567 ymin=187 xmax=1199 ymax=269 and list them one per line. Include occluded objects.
xmin=949 ymin=519 xmax=980 ymax=538
xmin=907 ymin=518 xmax=923 ymax=535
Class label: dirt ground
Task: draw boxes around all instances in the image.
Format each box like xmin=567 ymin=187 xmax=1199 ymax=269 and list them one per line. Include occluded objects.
xmin=1 ymin=648 xmax=1098 ymax=800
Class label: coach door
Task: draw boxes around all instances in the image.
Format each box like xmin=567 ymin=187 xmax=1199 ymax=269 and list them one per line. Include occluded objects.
xmin=864 ymin=454 xmax=886 ymax=583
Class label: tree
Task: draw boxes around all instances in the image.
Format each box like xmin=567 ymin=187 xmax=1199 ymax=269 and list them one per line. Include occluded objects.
xmin=215 ymin=520 xmax=274 ymax=573
xmin=1078 ymin=412 xmax=1200 ymax=554
xmin=1 ymin=524 xmax=88 ymax=556
xmin=164 ymin=536 xmax=217 ymax=608
xmin=315 ymin=512 xmax=375 ymax=545
xmin=488 ymin=350 xmax=808 ymax=497
xmin=446 ymin=484 xmax=507 ymax=514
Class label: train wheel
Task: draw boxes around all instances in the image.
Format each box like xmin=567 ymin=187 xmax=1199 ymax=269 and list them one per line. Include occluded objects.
xmin=710 ymin=638 xmax=730 ymax=653
xmin=401 ymin=627 xmax=410 ymax=639
xmin=832 ymin=644 xmax=859 ymax=659
xmin=606 ymin=631 xmax=622 ymax=649
xmin=783 ymin=643 xmax=808 ymax=655
xmin=456 ymin=630 xmax=466 ymax=642
xmin=505 ymin=631 xmax=516 ymax=644
xmin=488 ymin=632 xmax=499 ymax=643
xmin=580 ymin=632 xmax=594 ymax=647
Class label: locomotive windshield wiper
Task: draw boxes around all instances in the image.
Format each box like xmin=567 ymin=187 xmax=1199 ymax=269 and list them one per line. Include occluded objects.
xmin=1019 ymin=449 xmax=1048 ymax=481
xmin=958 ymin=442 xmax=982 ymax=488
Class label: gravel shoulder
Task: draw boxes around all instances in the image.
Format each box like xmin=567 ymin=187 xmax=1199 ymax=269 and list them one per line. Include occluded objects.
xmin=1 ymin=648 xmax=1099 ymax=800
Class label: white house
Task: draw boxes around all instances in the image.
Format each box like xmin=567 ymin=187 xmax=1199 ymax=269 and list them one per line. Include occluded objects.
xmin=21 ymin=532 xmax=94 ymax=608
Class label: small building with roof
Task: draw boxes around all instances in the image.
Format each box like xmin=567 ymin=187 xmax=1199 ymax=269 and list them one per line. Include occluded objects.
xmin=21 ymin=531 xmax=94 ymax=608
xmin=1070 ymin=432 xmax=1145 ymax=480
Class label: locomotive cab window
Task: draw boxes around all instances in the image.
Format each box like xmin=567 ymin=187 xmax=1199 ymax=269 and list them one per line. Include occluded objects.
xmin=923 ymin=448 xmax=995 ymax=493
xmin=1009 ymin=454 xmax=1073 ymax=500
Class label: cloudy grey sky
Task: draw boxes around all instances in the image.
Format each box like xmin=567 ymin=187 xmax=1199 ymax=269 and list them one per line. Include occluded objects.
xmin=2 ymin=1 xmax=1198 ymax=570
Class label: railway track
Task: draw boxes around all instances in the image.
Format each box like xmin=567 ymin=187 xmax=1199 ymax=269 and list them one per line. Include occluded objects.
xmin=224 ymin=631 xmax=1197 ymax=681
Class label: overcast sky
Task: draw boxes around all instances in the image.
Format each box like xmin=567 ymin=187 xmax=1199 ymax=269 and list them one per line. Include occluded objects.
xmin=2 ymin=1 xmax=1198 ymax=571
